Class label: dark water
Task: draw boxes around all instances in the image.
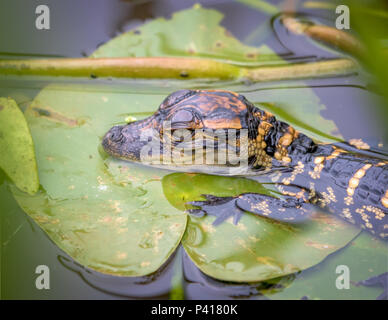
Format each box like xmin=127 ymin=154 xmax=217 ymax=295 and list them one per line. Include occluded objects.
xmin=1 ymin=0 xmax=387 ymax=299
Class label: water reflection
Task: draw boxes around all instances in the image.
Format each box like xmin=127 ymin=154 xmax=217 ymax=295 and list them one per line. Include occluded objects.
xmin=1 ymin=0 xmax=387 ymax=300
xmin=182 ymin=250 xmax=295 ymax=300
xmin=57 ymin=248 xmax=177 ymax=299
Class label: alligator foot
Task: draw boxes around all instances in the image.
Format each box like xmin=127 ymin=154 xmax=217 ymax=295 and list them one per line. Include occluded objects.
xmin=187 ymin=193 xmax=314 ymax=225
xmin=188 ymin=195 xmax=243 ymax=225
xmin=355 ymin=272 xmax=388 ymax=300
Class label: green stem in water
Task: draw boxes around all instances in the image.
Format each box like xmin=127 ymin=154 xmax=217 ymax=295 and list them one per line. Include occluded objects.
xmin=282 ymin=15 xmax=365 ymax=59
xmin=244 ymin=58 xmax=358 ymax=82
xmin=0 ymin=57 xmax=358 ymax=82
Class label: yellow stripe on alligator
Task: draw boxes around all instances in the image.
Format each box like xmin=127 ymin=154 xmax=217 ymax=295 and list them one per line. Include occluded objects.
xmin=381 ymin=190 xmax=388 ymax=208
xmin=345 ymin=163 xmax=372 ymax=206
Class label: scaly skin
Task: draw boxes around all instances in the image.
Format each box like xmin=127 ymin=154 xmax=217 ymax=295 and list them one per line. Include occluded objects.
xmin=102 ymin=89 xmax=388 ymax=239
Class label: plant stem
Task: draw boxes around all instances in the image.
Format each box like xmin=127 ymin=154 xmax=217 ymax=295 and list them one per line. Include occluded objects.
xmin=244 ymin=58 xmax=358 ymax=82
xmin=282 ymin=16 xmax=365 ymax=58
xmin=0 ymin=56 xmax=358 ymax=82
xmin=0 ymin=57 xmax=240 ymax=79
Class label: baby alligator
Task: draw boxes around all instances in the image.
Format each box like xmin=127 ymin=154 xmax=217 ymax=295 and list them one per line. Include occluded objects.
xmin=102 ymin=89 xmax=388 ymax=240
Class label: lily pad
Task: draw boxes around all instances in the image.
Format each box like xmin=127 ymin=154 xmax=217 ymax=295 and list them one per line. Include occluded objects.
xmin=0 ymin=97 xmax=39 ymax=195
xmin=92 ymin=4 xmax=282 ymax=66
xmin=12 ymin=84 xmax=187 ymax=276
xmin=163 ymin=173 xmax=360 ymax=282
xmin=243 ymin=86 xmax=342 ymax=142
xmin=267 ymin=233 xmax=388 ymax=299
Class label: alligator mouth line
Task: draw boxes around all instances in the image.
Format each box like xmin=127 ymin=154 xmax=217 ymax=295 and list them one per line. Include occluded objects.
xmin=102 ymin=121 xmax=255 ymax=175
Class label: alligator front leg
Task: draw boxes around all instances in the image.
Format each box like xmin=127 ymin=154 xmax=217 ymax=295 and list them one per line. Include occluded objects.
xmin=188 ymin=192 xmax=315 ymax=225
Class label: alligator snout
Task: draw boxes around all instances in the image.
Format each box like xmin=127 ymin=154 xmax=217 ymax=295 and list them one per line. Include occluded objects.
xmin=102 ymin=120 xmax=153 ymax=161
xmin=102 ymin=125 xmax=126 ymax=158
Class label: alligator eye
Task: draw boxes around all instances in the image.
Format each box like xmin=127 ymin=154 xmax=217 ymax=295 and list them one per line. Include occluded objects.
xmin=171 ymin=109 xmax=193 ymax=122
xmin=170 ymin=109 xmax=195 ymax=129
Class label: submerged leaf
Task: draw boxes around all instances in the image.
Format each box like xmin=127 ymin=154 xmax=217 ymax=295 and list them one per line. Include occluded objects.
xmin=163 ymin=173 xmax=360 ymax=282
xmin=267 ymin=233 xmax=388 ymax=299
xmin=0 ymin=97 xmax=39 ymax=195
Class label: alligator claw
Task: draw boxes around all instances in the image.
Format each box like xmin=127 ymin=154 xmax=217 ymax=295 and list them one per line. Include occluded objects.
xmin=187 ymin=209 xmax=206 ymax=218
xmin=187 ymin=196 xmax=243 ymax=225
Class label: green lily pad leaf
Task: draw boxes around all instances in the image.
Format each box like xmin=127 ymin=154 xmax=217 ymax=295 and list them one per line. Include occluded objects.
xmin=91 ymin=5 xmax=282 ymax=66
xmin=267 ymin=233 xmax=388 ymax=299
xmin=163 ymin=173 xmax=360 ymax=282
xmin=11 ymin=84 xmax=186 ymax=276
xmin=241 ymin=85 xmax=342 ymax=141
xmin=0 ymin=97 xmax=39 ymax=195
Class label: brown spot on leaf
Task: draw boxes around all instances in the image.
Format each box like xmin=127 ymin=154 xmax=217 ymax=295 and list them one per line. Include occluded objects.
xmin=256 ymin=256 xmax=276 ymax=265
xmin=246 ymin=52 xmax=258 ymax=59
xmin=305 ymin=241 xmax=336 ymax=250
xmin=224 ymin=30 xmax=234 ymax=37
xmin=184 ymin=173 xmax=197 ymax=177
xmin=32 ymin=106 xmax=80 ymax=127
xmin=141 ymin=261 xmax=150 ymax=267
xmin=187 ymin=48 xmax=196 ymax=54
xmin=117 ymin=252 xmax=127 ymax=260
xmin=0 ymin=105 xmax=4 ymax=111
